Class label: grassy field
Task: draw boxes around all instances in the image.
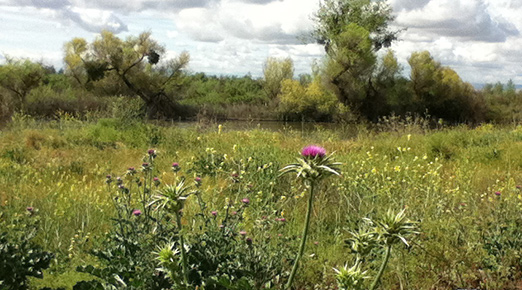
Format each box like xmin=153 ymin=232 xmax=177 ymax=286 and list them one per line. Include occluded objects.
xmin=2 ymin=116 xmax=522 ymax=289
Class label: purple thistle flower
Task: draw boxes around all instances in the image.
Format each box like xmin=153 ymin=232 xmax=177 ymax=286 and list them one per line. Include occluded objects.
xmin=232 ymin=211 xmax=237 ymax=215
xmin=242 ymin=198 xmax=250 ymax=205
xmin=279 ymin=218 xmax=286 ymax=222
xmin=172 ymin=162 xmax=180 ymax=172
xmin=246 ymin=237 xmax=252 ymax=245
xmin=219 ymin=224 xmax=225 ymax=228
xmin=148 ymin=149 xmax=156 ymax=155
xmin=211 ymin=211 xmax=217 ymax=216
xmin=153 ymin=177 xmax=159 ymax=181
xmin=195 ymin=177 xmax=202 ymax=187
xmin=132 ymin=209 xmax=142 ymax=216
xmin=495 ymin=191 xmax=501 ymax=196
xmin=128 ymin=167 xmax=135 ymax=171
xmin=142 ymin=163 xmax=149 ymax=167
xmin=106 ymin=175 xmax=111 ymax=179
xmin=239 ymin=230 xmax=247 ymax=236
xmin=301 ymin=145 xmax=326 ymax=158
xmin=26 ymin=207 xmax=34 ymax=212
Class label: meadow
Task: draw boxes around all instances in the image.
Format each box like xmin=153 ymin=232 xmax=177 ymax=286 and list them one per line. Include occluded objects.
xmin=2 ymin=115 xmax=522 ymax=290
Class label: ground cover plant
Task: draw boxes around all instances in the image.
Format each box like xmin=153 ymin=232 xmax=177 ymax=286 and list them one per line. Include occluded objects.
xmin=1 ymin=116 xmax=522 ymax=289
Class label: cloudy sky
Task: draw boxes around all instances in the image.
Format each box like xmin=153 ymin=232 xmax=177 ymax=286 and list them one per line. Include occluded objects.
xmin=1 ymin=0 xmax=521 ymax=85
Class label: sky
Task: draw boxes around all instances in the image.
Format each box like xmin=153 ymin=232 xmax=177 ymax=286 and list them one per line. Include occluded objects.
xmin=1 ymin=0 xmax=521 ymax=86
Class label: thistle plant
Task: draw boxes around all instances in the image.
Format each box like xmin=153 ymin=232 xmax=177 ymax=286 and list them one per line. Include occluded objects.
xmin=150 ymin=178 xmax=196 ymax=287
xmin=280 ymin=145 xmax=341 ymax=289
xmin=334 ymin=260 xmax=369 ymax=290
xmin=369 ymin=209 xmax=418 ymax=290
xmin=336 ymin=209 xmax=417 ymax=290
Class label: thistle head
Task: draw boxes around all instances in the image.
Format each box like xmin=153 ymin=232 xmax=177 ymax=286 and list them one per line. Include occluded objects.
xmin=333 ymin=261 xmax=369 ymax=290
xmin=301 ymin=145 xmax=326 ymax=159
xmin=374 ymin=209 xmax=418 ymax=247
xmin=280 ymin=145 xmax=341 ymax=182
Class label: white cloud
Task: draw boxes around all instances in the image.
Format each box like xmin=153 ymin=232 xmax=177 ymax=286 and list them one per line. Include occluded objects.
xmin=2 ymin=0 xmax=522 ymax=84
xmin=393 ymin=0 xmax=518 ymax=42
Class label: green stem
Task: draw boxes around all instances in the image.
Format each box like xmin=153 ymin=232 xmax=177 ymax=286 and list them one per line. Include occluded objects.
xmin=370 ymin=244 xmax=392 ymax=290
xmin=285 ymin=180 xmax=315 ymax=290
xmin=175 ymin=212 xmax=189 ymax=286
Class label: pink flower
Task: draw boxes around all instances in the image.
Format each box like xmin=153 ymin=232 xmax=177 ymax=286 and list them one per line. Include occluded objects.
xmin=239 ymin=230 xmax=247 ymax=236
xmin=279 ymin=218 xmax=286 ymax=222
xmin=26 ymin=207 xmax=34 ymax=212
xmin=242 ymin=198 xmax=250 ymax=205
xmin=132 ymin=209 xmax=142 ymax=216
xmin=211 ymin=211 xmax=218 ymax=216
xmin=495 ymin=191 xmax=501 ymax=196
xmin=148 ymin=149 xmax=156 ymax=155
xmin=301 ymin=145 xmax=326 ymax=158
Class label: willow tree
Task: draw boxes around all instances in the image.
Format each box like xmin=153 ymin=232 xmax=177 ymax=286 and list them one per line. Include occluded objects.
xmin=63 ymin=31 xmax=189 ymax=118
xmin=314 ymin=0 xmax=402 ymax=120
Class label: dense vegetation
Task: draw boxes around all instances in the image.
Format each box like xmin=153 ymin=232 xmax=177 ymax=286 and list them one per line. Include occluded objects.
xmin=1 ymin=117 xmax=522 ymax=289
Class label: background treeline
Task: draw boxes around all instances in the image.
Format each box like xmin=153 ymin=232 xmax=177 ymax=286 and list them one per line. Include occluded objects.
xmin=0 ymin=49 xmax=520 ymax=125
xmin=1 ymin=1 xmax=521 ymax=125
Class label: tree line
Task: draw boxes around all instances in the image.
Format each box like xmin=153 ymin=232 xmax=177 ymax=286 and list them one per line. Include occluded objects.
xmin=1 ymin=0 xmax=520 ymax=124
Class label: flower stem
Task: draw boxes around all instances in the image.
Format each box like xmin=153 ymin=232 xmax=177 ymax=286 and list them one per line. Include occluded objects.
xmin=285 ymin=181 xmax=315 ymax=290
xmin=370 ymin=244 xmax=392 ymax=290
xmin=175 ymin=212 xmax=189 ymax=286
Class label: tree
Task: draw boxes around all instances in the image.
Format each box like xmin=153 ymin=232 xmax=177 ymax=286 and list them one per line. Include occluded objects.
xmin=63 ymin=31 xmax=190 ymax=118
xmin=408 ymin=51 xmax=485 ymax=122
xmin=323 ymin=23 xmax=376 ymax=115
xmin=278 ymin=77 xmax=337 ymax=121
xmin=0 ymin=58 xmax=46 ymax=111
xmin=314 ymin=0 xmax=402 ymax=121
xmin=262 ymin=57 xmax=294 ymax=100
xmin=313 ymin=0 xmax=400 ymax=53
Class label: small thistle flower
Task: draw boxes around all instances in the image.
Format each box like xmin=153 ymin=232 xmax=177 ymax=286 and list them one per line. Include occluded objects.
xmin=172 ymin=162 xmax=180 ymax=173
xmin=246 ymin=237 xmax=253 ymax=245
xmin=241 ymin=198 xmax=250 ymax=205
xmin=195 ymin=177 xmax=202 ymax=187
xmin=211 ymin=210 xmax=217 ymax=216
xmin=279 ymin=218 xmax=286 ymax=222
xmin=232 ymin=211 xmax=237 ymax=215
xmin=148 ymin=149 xmax=156 ymax=156
xmin=301 ymin=145 xmax=327 ymax=159
xmin=26 ymin=206 xmax=34 ymax=212
xmin=239 ymin=230 xmax=247 ymax=236
xmin=219 ymin=224 xmax=225 ymax=228
xmin=127 ymin=167 xmax=136 ymax=176
xmin=517 ymin=185 xmax=521 ymax=190
xmin=495 ymin=191 xmax=501 ymax=196
xmin=153 ymin=177 xmax=160 ymax=186
xmin=106 ymin=175 xmax=112 ymax=184
xmin=132 ymin=209 xmax=142 ymax=216
xmin=116 ymin=176 xmax=123 ymax=185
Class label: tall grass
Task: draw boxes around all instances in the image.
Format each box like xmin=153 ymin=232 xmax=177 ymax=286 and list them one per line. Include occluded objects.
xmin=1 ymin=117 xmax=522 ymax=289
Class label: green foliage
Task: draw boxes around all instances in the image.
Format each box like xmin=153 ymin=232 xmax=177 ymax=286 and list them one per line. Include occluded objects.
xmin=262 ymin=57 xmax=294 ymax=100
xmin=0 ymin=209 xmax=54 ymax=290
xmin=313 ymin=0 xmax=399 ymax=51
xmin=408 ymin=51 xmax=486 ymax=122
xmin=0 ymin=58 xmax=46 ymax=111
xmin=73 ymin=150 xmax=174 ymax=290
xmin=278 ymin=78 xmax=338 ymax=121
